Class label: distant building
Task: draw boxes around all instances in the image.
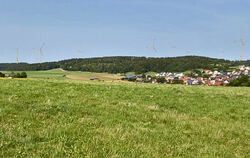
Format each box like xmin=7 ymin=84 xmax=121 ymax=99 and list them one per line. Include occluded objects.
xmin=90 ymin=78 xmax=100 ymax=81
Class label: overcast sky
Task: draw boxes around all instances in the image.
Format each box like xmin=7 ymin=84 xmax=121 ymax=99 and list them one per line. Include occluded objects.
xmin=0 ymin=0 xmax=250 ymax=63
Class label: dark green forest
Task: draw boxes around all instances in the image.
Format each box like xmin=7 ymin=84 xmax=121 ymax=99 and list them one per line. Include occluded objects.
xmin=0 ymin=56 xmax=249 ymax=74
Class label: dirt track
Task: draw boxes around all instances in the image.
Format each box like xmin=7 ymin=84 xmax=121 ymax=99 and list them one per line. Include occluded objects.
xmin=66 ymin=73 xmax=122 ymax=81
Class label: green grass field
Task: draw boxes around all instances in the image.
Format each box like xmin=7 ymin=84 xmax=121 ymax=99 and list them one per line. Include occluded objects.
xmin=0 ymin=70 xmax=250 ymax=157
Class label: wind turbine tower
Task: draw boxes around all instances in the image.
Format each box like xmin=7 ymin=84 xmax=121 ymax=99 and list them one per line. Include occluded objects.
xmin=240 ymin=38 xmax=244 ymax=61
xmin=76 ymin=50 xmax=84 ymax=58
xmin=185 ymin=50 xmax=191 ymax=56
xmin=16 ymin=48 xmax=19 ymax=64
xmin=221 ymin=50 xmax=224 ymax=59
xmin=168 ymin=43 xmax=176 ymax=57
xmin=234 ymin=37 xmax=244 ymax=61
xmin=33 ymin=43 xmax=45 ymax=64
xmin=147 ymin=39 xmax=157 ymax=57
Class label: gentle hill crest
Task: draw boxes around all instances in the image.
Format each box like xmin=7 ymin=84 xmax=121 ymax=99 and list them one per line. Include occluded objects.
xmin=0 ymin=56 xmax=249 ymax=73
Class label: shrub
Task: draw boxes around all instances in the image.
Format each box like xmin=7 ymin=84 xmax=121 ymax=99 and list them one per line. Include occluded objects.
xmin=128 ymin=78 xmax=136 ymax=82
xmin=228 ymin=75 xmax=250 ymax=87
xmin=20 ymin=72 xmax=27 ymax=78
xmin=14 ymin=73 xmax=21 ymax=78
xmin=10 ymin=72 xmax=15 ymax=77
xmin=0 ymin=72 xmax=5 ymax=77
xmin=172 ymin=79 xmax=184 ymax=84
xmin=12 ymin=72 xmax=28 ymax=78
xmin=156 ymin=77 xmax=166 ymax=84
xmin=202 ymin=74 xmax=211 ymax=78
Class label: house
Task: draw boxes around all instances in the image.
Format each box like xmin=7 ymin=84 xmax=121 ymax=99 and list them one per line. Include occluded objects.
xmin=221 ymin=75 xmax=228 ymax=80
xmin=214 ymin=81 xmax=223 ymax=86
xmin=187 ymin=80 xmax=194 ymax=85
xmin=211 ymin=80 xmax=215 ymax=85
xmin=232 ymin=76 xmax=238 ymax=79
xmin=215 ymin=77 xmax=221 ymax=81
xmin=213 ymin=71 xmax=219 ymax=75
xmin=182 ymin=77 xmax=189 ymax=84
xmin=123 ymin=75 xmax=136 ymax=80
xmin=244 ymin=70 xmax=249 ymax=75
xmin=204 ymin=70 xmax=212 ymax=74
xmin=204 ymin=79 xmax=211 ymax=86
xmin=136 ymin=77 xmax=144 ymax=82
xmin=152 ymin=79 xmax=157 ymax=84
xmin=239 ymin=65 xmax=245 ymax=71
xmin=197 ymin=77 xmax=203 ymax=81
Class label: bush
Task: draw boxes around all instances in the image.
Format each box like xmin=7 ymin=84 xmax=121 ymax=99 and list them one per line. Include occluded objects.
xmin=14 ymin=73 xmax=21 ymax=78
xmin=0 ymin=72 xmax=5 ymax=77
xmin=156 ymin=77 xmax=166 ymax=84
xmin=12 ymin=72 xmax=28 ymax=78
xmin=228 ymin=75 xmax=250 ymax=87
xmin=172 ymin=79 xmax=184 ymax=84
xmin=9 ymin=72 xmax=15 ymax=77
xmin=202 ymin=74 xmax=211 ymax=78
xmin=128 ymin=78 xmax=136 ymax=82
xmin=20 ymin=72 xmax=27 ymax=78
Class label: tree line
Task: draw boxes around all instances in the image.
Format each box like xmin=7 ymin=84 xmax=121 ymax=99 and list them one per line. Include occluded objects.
xmin=228 ymin=75 xmax=250 ymax=87
xmin=0 ymin=71 xmax=27 ymax=78
xmin=0 ymin=56 xmax=249 ymax=74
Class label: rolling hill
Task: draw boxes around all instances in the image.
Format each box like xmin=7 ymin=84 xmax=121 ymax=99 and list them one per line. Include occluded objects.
xmin=0 ymin=56 xmax=249 ymax=73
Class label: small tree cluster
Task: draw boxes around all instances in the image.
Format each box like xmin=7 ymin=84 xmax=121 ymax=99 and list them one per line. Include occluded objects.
xmin=228 ymin=75 xmax=250 ymax=87
xmin=12 ymin=72 xmax=28 ymax=78
xmin=0 ymin=72 xmax=5 ymax=77
xmin=156 ymin=77 xmax=166 ymax=84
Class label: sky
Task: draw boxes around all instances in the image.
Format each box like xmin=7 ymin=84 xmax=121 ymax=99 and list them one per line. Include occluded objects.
xmin=0 ymin=0 xmax=250 ymax=63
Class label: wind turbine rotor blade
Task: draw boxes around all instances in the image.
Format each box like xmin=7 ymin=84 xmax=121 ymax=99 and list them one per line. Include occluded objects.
xmin=41 ymin=43 xmax=45 ymax=49
xmin=153 ymin=47 xmax=157 ymax=52
xmin=153 ymin=38 xmax=156 ymax=45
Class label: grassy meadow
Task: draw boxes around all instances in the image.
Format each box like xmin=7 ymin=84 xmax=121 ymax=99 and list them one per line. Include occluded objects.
xmin=0 ymin=70 xmax=250 ymax=157
xmin=1 ymin=69 xmax=123 ymax=82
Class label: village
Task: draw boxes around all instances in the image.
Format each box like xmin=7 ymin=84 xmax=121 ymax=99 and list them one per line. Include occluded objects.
xmin=122 ymin=65 xmax=250 ymax=86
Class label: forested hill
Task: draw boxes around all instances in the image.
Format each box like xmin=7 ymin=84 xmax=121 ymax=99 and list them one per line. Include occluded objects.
xmin=0 ymin=56 xmax=250 ymax=73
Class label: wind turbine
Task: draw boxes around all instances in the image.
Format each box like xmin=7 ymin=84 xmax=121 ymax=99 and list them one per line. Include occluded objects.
xmin=185 ymin=50 xmax=192 ymax=56
xmin=33 ymin=43 xmax=45 ymax=64
xmin=220 ymin=50 xmax=224 ymax=59
xmin=168 ymin=42 xmax=176 ymax=57
xmin=76 ymin=50 xmax=84 ymax=58
xmin=191 ymin=50 xmax=200 ymax=56
xmin=234 ymin=37 xmax=244 ymax=61
xmin=147 ymin=39 xmax=157 ymax=57
xmin=16 ymin=48 xmax=19 ymax=64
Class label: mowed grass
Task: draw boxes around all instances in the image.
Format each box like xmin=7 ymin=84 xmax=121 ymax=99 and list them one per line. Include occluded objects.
xmin=0 ymin=77 xmax=250 ymax=157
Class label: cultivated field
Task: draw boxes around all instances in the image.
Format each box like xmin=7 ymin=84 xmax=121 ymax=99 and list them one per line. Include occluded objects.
xmin=0 ymin=70 xmax=249 ymax=157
